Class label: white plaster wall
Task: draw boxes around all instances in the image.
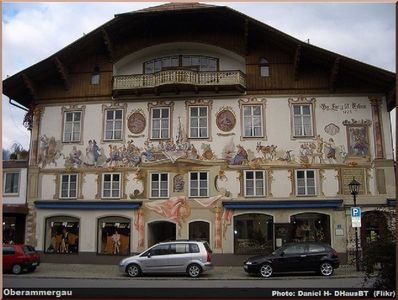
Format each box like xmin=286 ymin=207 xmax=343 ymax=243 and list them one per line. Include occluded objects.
xmin=322 ymin=169 xmax=339 ymax=197
xmin=380 ymin=98 xmax=394 ymax=159
xmin=114 ymin=42 xmax=245 ymax=75
xmin=82 ymin=174 xmax=97 ymax=200
xmin=3 ymin=168 xmax=28 ymax=205
xmin=40 ymin=174 xmax=56 ymax=200
xmin=271 ymin=170 xmax=291 ymax=198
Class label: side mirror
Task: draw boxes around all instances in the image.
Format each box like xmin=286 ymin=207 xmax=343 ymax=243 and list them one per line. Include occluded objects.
xmin=147 ymin=252 xmax=152 ymax=258
xmin=280 ymin=251 xmax=285 ymax=257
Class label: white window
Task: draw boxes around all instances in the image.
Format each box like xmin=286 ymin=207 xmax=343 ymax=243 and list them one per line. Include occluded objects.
xmin=296 ymin=170 xmax=317 ymax=196
xmin=151 ymin=108 xmax=170 ymax=139
xmin=60 ymin=174 xmax=78 ymax=199
xmin=102 ymin=173 xmax=121 ymax=198
xmin=244 ymin=170 xmax=266 ymax=197
xmin=3 ymin=172 xmax=19 ymax=195
xmin=260 ymin=58 xmax=269 ymax=77
xmin=292 ymin=104 xmax=313 ymax=137
xmin=189 ymin=172 xmax=208 ymax=197
xmin=104 ymin=109 xmax=123 ymax=140
xmin=243 ymin=105 xmax=263 ymax=137
xmin=189 ymin=106 xmax=208 ymax=138
xmin=63 ymin=111 xmax=81 ymax=142
xmin=91 ymin=66 xmax=100 ymax=85
xmin=151 ymin=173 xmax=169 ymax=198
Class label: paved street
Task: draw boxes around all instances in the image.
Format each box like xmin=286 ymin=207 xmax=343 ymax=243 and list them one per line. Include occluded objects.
xmin=3 ymin=264 xmax=376 ymax=298
xmin=3 ymin=263 xmax=363 ymax=281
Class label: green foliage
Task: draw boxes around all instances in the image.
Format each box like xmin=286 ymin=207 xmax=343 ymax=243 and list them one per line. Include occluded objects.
xmin=362 ymin=209 xmax=396 ymax=290
xmin=362 ymin=239 xmax=396 ymax=290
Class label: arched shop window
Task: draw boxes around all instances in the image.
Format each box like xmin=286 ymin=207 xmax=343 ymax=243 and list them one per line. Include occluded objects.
xmin=45 ymin=216 xmax=79 ymax=254
xmin=234 ymin=214 xmax=274 ymax=255
xmin=189 ymin=221 xmax=210 ymax=244
xmin=98 ymin=216 xmax=130 ymax=255
xmin=290 ymin=213 xmax=330 ymax=244
xmin=361 ymin=211 xmax=387 ymax=251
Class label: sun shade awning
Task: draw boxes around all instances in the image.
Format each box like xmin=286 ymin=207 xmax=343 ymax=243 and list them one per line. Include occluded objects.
xmin=34 ymin=200 xmax=142 ymax=210
xmin=222 ymin=200 xmax=343 ymax=209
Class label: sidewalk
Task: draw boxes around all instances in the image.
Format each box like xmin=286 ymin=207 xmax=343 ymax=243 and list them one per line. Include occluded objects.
xmin=8 ymin=263 xmax=365 ymax=280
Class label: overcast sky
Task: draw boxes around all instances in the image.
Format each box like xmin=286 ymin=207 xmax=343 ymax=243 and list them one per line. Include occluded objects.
xmin=2 ymin=2 xmax=396 ymax=151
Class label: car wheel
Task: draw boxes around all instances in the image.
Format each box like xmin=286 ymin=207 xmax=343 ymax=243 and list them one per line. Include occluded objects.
xmin=12 ymin=264 xmax=22 ymax=275
xmin=259 ymin=263 xmax=273 ymax=278
xmin=187 ymin=263 xmax=202 ymax=278
xmin=126 ymin=264 xmax=141 ymax=277
xmin=320 ymin=262 xmax=334 ymax=276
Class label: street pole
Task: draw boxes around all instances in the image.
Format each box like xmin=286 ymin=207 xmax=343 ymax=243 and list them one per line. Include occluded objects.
xmin=353 ymin=192 xmax=360 ymax=272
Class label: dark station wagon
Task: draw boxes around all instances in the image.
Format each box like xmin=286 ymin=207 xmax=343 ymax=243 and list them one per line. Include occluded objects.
xmin=244 ymin=242 xmax=339 ymax=278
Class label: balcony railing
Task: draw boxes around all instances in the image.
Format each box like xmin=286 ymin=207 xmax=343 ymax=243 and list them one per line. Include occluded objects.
xmin=113 ymin=69 xmax=246 ymax=93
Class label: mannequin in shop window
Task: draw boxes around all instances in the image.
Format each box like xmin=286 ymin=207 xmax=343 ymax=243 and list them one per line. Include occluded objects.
xmin=112 ymin=230 xmax=121 ymax=254
xmin=60 ymin=228 xmax=69 ymax=253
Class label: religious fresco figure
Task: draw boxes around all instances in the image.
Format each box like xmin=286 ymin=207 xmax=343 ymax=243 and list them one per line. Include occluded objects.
xmin=230 ymin=145 xmax=248 ymax=165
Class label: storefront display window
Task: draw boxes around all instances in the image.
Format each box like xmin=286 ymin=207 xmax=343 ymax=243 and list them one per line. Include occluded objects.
xmin=98 ymin=217 xmax=130 ymax=255
xmin=45 ymin=216 xmax=79 ymax=254
xmin=290 ymin=213 xmax=330 ymax=244
xmin=234 ymin=214 xmax=273 ymax=255
xmin=189 ymin=221 xmax=210 ymax=243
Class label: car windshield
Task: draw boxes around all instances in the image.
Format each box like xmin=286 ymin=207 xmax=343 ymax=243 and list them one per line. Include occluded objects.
xmin=23 ymin=245 xmax=36 ymax=254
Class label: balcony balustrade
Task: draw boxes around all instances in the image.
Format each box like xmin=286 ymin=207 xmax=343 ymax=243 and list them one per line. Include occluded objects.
xmin=113 ymin=69 xmax=246 ymax=95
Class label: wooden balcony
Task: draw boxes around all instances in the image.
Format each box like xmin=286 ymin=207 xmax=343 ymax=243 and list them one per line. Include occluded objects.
xmin=113 ymin=69 xmax=246 ymax=96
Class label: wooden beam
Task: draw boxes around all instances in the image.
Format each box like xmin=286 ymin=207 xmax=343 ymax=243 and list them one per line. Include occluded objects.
xmin=54 ymin=57 xmax=70 ymax=90
xmin=293 ymin=45 xmax=302 ymax=81
xmin=102 ymin=28 xmax=114 ymax=62
xmin=244 ymin=18 xmax=249 ymax=55
xmin=21 ymin=73 xmax=37 ymax=99
xmin=329 ymin=57 xmax=340 ymax=92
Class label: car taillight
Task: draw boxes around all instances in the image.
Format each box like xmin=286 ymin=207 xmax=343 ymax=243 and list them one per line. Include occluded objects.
xmin=331 ymin=249 xmax=339 ymax=258
xmin=207 ymin=252 xmax=211 ymax=262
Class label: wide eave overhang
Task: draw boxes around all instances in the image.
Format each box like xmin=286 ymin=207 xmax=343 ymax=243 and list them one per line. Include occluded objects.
xmin=3 ymin=4 xmax=396 ymax=111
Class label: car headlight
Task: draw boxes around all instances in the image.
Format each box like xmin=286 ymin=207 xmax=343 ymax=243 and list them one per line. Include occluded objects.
xmin=245 ymin=261 xmax=253 ymax=265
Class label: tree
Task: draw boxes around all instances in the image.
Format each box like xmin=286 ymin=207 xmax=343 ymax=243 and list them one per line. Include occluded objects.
xmin=9 ymin=143 xmax=29 ymax=160
xmin=362 ymin=208 xmax=396 ymax=290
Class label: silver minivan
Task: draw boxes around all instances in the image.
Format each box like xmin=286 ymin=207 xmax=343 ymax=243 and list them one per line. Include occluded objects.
xmin=119 ymin=240 xmax=213 ymax=278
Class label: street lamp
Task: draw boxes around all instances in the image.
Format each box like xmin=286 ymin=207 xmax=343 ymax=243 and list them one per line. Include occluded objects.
xmin=348 ymin=178 xmax=361 ymax=271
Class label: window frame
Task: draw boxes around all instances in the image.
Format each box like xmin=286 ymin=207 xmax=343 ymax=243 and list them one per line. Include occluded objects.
xmin=150 ymin=173 xmax=170 ymax=199
xmin=150 ymin=107 xmax=171 ymax=140
xmin=242 ymin=105 xmax=264 ymax=138
xmin=101 ymin=173 xmax=122 ymax=199
xmin=62 ymin=111 xmax=82 ymax=143
xmin=243 ymin=170 xmax=266 ymax=197
xmin=288 ymin=97 xmax=316 ymax=139
xmin=103 ymin=109 xmax=124 ymax=141
xmin=295 ymin=169 xmax=317 ymax=196
xmin=59 ymin=173 xmax=78 ymax=199
xmin=3 ymin=171 xmax=20 ymax=196
xmin=259 ymin=58 xmax=270 ymax=77
xmin=188 ymin=106 xmax=209 ymax=139
xmin=292 ymin=104 xmax=314 ymax=137
xmin=189 ymin=171 xmax=209 ymax=198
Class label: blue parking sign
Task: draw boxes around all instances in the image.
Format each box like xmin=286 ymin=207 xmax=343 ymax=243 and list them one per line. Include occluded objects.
xmin=351 ymin=207 xmax=361 ymax=217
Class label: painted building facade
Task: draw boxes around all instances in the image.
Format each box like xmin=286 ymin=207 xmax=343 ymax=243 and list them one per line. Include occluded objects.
xmin=3 ymin=3 xmax=396 ymax=264
xmin=3 ymin=160 xmax=29 ymax=244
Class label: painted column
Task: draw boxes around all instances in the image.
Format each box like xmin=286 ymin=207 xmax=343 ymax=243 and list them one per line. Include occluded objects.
xmin=369 ymin=97 xmax=384 ymax=159
xmin=25 ymin=106 xmax=43 ymax=246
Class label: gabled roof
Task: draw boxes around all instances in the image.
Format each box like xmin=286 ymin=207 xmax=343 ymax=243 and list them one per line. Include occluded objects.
xmin=133 ymin=2 xmax=216 ymax=13
xmin=2 ymin=2 xmax=396 ymax=110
